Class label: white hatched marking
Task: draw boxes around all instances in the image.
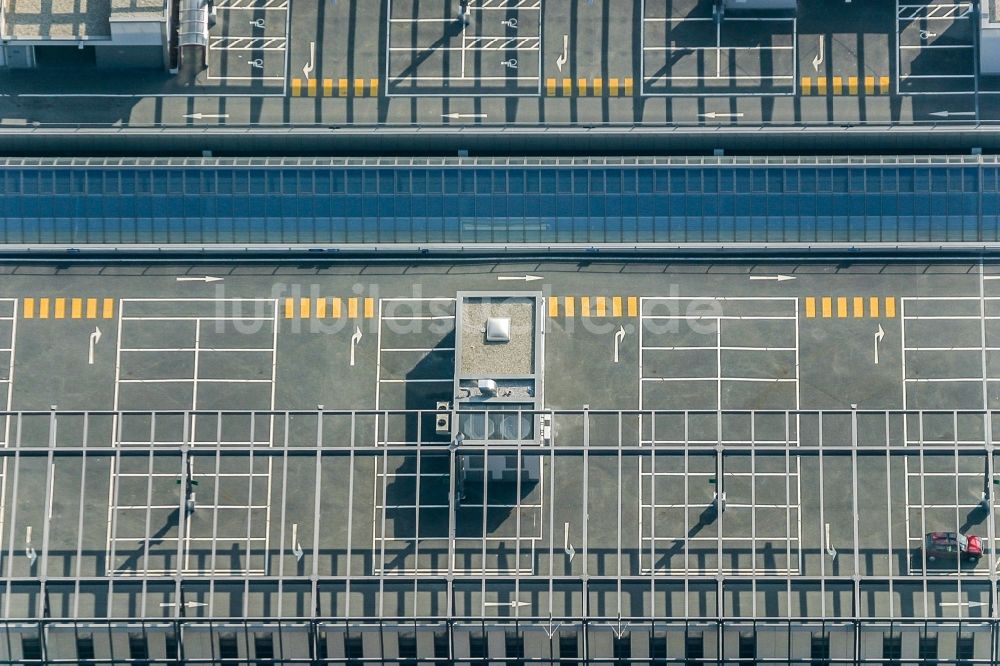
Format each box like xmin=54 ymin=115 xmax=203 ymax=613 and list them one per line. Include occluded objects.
xmin=215 ymin=0 xmax=288 ymax=8
xmin=897 ymin=3 xmax=972 ymax=20
xmin=208 ymin=36 xmax=287 ymax=51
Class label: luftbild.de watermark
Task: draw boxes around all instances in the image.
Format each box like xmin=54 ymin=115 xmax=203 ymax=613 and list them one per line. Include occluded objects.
xmin=212 ymin=283 xmax=723 ymax=337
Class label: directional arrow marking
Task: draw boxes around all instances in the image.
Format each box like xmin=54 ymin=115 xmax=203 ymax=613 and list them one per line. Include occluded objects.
xmin=613 ymin=324 xmax=626 ymax=364
xmin=303 ymin=41 xmax=316 ymax=80
xmin=699 ymin=111 xmax=744 ymax=119
xmin=183 ymin=113 xmax=230 ymax=120
xmin=484 ymin=600 xmax=530 ymax=608
xmin=929 ymin=110 xmax=976 ymax=118
xmin=874 ymin=323 xmax=885 ymax=365
xmin=497 ymin=274 xmax=543 ymax=282
xmin=442 ymin=113 xmax=488 ymax=119
xmin=350 ymin=326 xmax=363 ymax=367
xmin=812 ymin=36 xmax=824 ymax=72
xmin=748 ymin=274 xmax=795 ymax=282
xmin=940 ymin=601 xmax=989 ymax=607
xmin=159 ymin=601 xmax=207 ymax=608
xmin=824 ymin=522 xmax=837 ymax=559
xmin=25 ymin=525 xmax=36 ymax=565
xmin=556 ymin=34 xmax=568 ymax=71
xmin=564 ymin=522 xmax=575 ymax=561
xmin=608 ymin=619 xmax=631 ymax=639
xmin=176 ymin=276 xmax=223 ymax=283
xmin=88 ymin=326 xmax=102 ymax=365
xmin=291 ymin=523 xmax=304 ymax=562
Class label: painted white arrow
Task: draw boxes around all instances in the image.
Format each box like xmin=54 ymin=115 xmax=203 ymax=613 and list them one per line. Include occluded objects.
xmin=874 ymin=323 xmax=885 ymax=365
xmin=25 ymin=525 xmax=36 ymax=565
xmin=88 ymin=326 xmax=102 ymax=366
xmin=291 ymin=523 xmax=304 ymax=562
xmin=159 ymin=601 xmax=207 ymax=608
xmin=484 ymin=600 xmax=530 ymax=608
xmin=350 ymin=326 xmax=363 ymax=367
xmin=183 ymin=113 xmax=230 ymax=120
xmin=608 ymin=618 xmax=631 ymax=639
xmin=699 ymin=111 xmax=744 ymax=119
xmin=748 ymin=274 xmax=795 ymax=282
xmin=613 ymin=324 xmax=626 ymax=364
xmin=812 ymin=36 xmax=824 ymax=72
xmin=556 ymin=34 xmax=568 ymax=71
xmin=303 ymin=41 xmax=316 ymax=80
xmin=442 ymin=113 xmax=488 ymax=119
xmin=564 ymin=522 xmax=576 ymax=562
xmin=929 ymin=110 xmax=976 ymax=118
xmin=497 ymin=274 xmax=543 ymax=282
xmin=176 ymin=276 xmax=223 ymax=283
xmin=939 ymin=601 xmax=989 ymax=607
xmin=543 ymin=621 xmax=563 ymax=639
xmin=825 ymin=522 xmax=837 ymax=559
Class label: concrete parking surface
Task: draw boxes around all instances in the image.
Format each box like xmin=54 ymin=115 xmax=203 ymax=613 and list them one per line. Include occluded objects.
xmin=2 ymin=0 xmax=1000 ymax=129
xmin=1 ymin=260 xmax=999 ymax=621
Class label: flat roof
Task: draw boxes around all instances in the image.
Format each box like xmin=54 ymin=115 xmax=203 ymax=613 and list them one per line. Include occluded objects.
xmin=4 ymin=0 xmax=164 ymax=39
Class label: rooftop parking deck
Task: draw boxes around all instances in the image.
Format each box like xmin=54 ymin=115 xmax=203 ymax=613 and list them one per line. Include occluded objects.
xmin=1 ymin=0 xmax=1000 ymax=139
xmin=0 ymin=258 xmax=999 ymax=661
xmin=0 ymin=259 xmax=997 ymax=618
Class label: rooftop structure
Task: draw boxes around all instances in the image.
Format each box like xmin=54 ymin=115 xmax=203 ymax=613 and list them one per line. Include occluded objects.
xmin=983 ymin=0 xmax=1000 ymax=75
xmin=3 ymin=0 xmax=166 ymax=39
xmin=0 ymin=0 xmax=170 ymax=69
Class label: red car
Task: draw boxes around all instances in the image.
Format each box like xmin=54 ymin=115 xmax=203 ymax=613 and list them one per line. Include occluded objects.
xmin=925 ymin=532 xmax=983 ymax=563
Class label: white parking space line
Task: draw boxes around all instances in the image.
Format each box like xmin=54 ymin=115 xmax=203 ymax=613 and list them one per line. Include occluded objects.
xmin=107 ymin=298 xmax=278 ymax=577
xmin=372 ymin=455 xmax=543 ymax=576
xmin=895 ymin=0 xmax=976 ymax=94
xmin=904 ymin=463 xmax=992 ymax=578
xmin=112 ymin=299 xmax=278 ymax=443
xmin=638 ymin=455 xmax=802 ymax=576
xmin=374 ymin=297 xmax=456 ymax=432
xmin=206 ymin=0 xmax=289 ymax=84
xmin=641 ymin=2 xmax=797 ymax=96
xmin=0 ymin=299 xmax=17 ymax=566
xmin=386 ymin=0 xmax=542 ymax=96
xmin=902 ymin=286 xmax=995 ymax=581
xmin=638 ymin=297 xmax=800 ymax=412
xmin=901 ymin=297 xmax=1000 ymax=413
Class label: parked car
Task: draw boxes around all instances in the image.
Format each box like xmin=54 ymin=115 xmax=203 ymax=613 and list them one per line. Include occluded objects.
xmin=925 ymin=532 xmax=983 ymax=563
